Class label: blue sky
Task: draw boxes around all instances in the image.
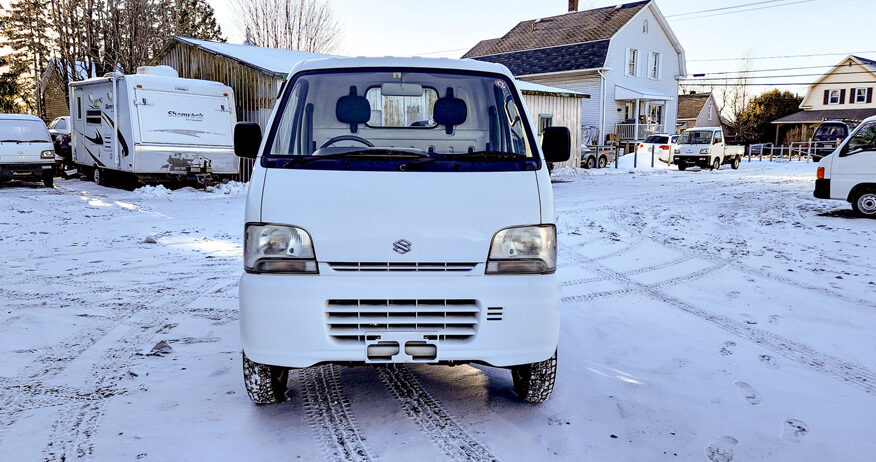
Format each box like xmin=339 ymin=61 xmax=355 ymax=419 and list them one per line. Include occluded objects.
xmin=206 ymin=0 xmax=876 ymax=96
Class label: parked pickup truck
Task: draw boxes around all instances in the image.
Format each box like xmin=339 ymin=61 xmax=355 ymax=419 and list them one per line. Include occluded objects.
xmin=672 ymin=127 xmax=744 ymax=171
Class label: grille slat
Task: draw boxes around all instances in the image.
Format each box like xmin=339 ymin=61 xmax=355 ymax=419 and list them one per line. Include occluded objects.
xmin=326 ymin=299 xmax=479 ymax=343
xmin=328 ymin=262 xmax=477 ymax=272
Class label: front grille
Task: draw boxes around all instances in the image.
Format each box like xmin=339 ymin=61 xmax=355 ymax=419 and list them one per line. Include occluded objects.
xmin=328 ymin=262 xmax=477 ymax=272
xmin=325 ymin=299 xmax=479 ymax=343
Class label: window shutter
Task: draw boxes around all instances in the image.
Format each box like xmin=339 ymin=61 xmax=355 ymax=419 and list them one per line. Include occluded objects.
xmin=823 ymin=90 xmax=829 ymax=105
xmin=839 ymin=89 xmax=846 ymax=104
xmin=868 ymin=88 xmax=873 ymax=103
xmin=850 ymin=88 xmax=856 ymax=104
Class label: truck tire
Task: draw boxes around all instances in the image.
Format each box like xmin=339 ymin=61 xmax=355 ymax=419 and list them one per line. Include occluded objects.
xmin=711 ymin=158 xmax=721 ymax=170
xmin=584 ymin=156 xmax=595 ymax=169
xmin=43 ymin=173 xmax=54 ymax=188
xmin=242 ymin=352 xmax=289 ymax=404
xmin=510 ymin=349 xmax=557 ymax=403
xmin=731 ymin=157 xmax=741 ymax=170
xmin=678 ymin=163 xmax=687 ymax=171
xmin=851 ymin=189 xmax=876 ymax=218
xmin=598 ymin=156 xmax=607 ymax=168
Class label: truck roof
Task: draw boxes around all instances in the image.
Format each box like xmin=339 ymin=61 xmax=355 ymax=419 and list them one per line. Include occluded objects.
xmin=684 ymin=127 xmax=722 ymax=132
xmin=0 ymin=114 xmax=43 ymax=121
xmin=288 ymin=56 xmax=514 ymax=79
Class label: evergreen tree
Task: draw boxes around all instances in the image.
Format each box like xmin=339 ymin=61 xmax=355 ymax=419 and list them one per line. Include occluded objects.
xmin=2 ymin=0 xmax=51 ymax=113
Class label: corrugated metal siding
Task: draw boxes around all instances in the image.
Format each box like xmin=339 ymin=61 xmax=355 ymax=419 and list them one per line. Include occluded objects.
xmin=155 ymin=43 xmax=285 ymax=181
xmin=522 ymin=93 xmax=583 ymax=168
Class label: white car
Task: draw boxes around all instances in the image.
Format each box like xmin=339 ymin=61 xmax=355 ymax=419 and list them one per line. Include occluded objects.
xmin=815 ymin=115 xmax=876 ymax=217
xmin=235 ymin=57 xmax=570 ymax=404
xmin=0 ymin=114 xmax=56 ymax=187
xmin=636 ymin=134 xmax=674 ymax=163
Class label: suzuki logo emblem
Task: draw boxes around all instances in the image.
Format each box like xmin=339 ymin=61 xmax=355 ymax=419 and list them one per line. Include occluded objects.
xmin=392 ymin=239 xmax=412 ymax=254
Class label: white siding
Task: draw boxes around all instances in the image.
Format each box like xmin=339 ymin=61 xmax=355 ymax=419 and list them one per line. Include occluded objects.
xmin=519 ymin=73 xmax=601 ymax=131
xmin=801 ymin=57 xmax=876 ymax=110
xmin=521 ymin=93 xmax=583 ymax=168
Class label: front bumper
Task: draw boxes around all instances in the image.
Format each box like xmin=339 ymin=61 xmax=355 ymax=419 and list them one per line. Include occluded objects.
xmin=0 ymin=162 xmax=54 ymax=180
xmin=239 ymin=268 xmax=561 ymax=368
xmin=814 ymin=178 xmax=831 ymax=199
xmin=672 ymin=155 xmax=710 ymax=167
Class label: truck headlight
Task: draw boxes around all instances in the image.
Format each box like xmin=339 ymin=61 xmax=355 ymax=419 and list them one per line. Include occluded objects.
xmin=486 ymin=225 xmax=556 ymax=274
xmin=41 ymin=150 xmax=54 ymax=159
xmin=699 ymin=148 xmax=709 ymax=154
xmin=244 ymin=224 xmax=317 ymax=274
xmin=673 ymin=148 xmax=680 ymax=154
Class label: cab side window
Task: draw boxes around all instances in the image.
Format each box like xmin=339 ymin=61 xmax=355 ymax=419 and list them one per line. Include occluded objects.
xmin=714 ymin=131 xmax=723 ymax=144
xmin=843 ymin=122 xmax=876 ymax=156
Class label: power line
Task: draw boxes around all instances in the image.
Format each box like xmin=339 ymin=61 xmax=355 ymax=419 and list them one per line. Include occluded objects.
xmin=682 ymin=70 xmax=876 ymax=80
xmin=666 ymin=0 xmax=786 ymax=18
xmin=680 ymin=81 xmax=873 ymax=86
xmin=690 ymin=51 xmax=876 ymax=62
xmin=668 ymin=0 xmax=815 ymax=21
xmin=416 ymin=47 xmax=470 ymax=56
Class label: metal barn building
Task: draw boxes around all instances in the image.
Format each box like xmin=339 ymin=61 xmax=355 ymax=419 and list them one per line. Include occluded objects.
xmin=151 ymin=37 xmax=587 ymax=176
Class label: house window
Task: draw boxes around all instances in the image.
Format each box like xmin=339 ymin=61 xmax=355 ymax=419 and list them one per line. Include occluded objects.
xmin=538 ymin=114 xmax=553 ymax=134
xmin=828 ymin=89 xmax=840 ymax=105
xmin=648 ymin=52 xmax=661 ymax=79
xmin=643 ymin=20 xmax=648 ymax=33
xmin=627 ymin=49 xmax=638 ymax=77
xmin=854 ymin=88 xmax=867 ymax=104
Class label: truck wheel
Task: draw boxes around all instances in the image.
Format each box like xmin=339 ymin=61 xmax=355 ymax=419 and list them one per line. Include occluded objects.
xmin=598 ymin=156 xmax=607 ymax=168
xmin=711 ymin=158 xmax=721 ymax=170
xmin=43 ymin=174 xmax=54 ymax=188
xmin=678 ymin=163 xmax=687 ymax=171
xmin=510 ymin=349 xmax=557 ymax=403
xmin=731 ymin=157 xmax=741 ymax=170
xmin=851 ymin=189 xmax=876 ymax=218
xmin=584 ymin=157 xmax=595 ymax=169
xmin=242 ymin=352 xmax=289 ymax=404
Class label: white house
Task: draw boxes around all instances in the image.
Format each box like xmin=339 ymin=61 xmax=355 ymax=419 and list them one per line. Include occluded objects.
xmin=677 ymin=92 xmax=722 ymax=133
xmin=463 ymin=0 xmax=686 ymax=151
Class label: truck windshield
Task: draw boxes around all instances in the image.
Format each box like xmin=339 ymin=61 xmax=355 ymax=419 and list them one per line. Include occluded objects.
xmin=678 ymin=131 xmax=712 ymax=144
xmin=0 ymin=120 xmax=51 ymax=142
xmin=262 ymin=69 xmax=539 ymax=172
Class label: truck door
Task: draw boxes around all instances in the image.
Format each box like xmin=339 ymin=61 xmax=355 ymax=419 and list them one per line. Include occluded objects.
xmin=833 ymin=121 xmax=876 ymax=197
xmin=713 ymin=130 xmax=726 ymax=161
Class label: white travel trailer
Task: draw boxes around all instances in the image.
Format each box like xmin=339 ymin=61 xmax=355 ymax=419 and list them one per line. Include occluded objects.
xmin=69 ymin=66 xmax=237 ymax=184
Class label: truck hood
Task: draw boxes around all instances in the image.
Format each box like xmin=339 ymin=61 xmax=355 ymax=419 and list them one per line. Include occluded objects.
xmin=257 ymin=168 xmax=543 ymax=263
xmin=677 ymin=144 xmax=708 ymax=155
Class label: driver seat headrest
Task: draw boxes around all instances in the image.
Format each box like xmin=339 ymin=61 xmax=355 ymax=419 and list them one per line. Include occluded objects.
xmin=433 ymin=88 xmax=467 ymax=134
xmin=336 ymin=86 xmax=370 ymax=133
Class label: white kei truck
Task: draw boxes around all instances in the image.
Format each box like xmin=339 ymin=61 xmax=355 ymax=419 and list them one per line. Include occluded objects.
xmin=672 ymin=127 xmax=744 ymax=171
xmin=235 ymin=57 xmax=571 ymax=404
xmin=815 ymin=115 xmax=876 ymax=217
xmin=0 ymin=114 xmax=56 ymax=187
xmin=68 ymin=66 xmax=238 ymax=185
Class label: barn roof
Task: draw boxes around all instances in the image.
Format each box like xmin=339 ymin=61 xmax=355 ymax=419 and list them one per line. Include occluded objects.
xmin=165 ymin=37 xmax=333 ymax=76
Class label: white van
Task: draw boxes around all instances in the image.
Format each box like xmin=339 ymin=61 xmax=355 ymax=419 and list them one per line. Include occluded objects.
xmin=236 ymin=57 xmax=570 ymax=404
xmin=815 ymin=115 xmax=876 ymax=217
xmin=69 ymin=66 xmax=238 ymax=185
xmin=0 ymin=114 xmax=56 ymax=187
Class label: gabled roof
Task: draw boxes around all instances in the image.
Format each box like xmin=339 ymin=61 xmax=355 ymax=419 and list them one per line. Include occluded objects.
xmin=773 ymin=108 xmax=876 ymax=124
xmin=677 ymin=93 xmax=712 ymax=120
xmin=463 ymin=1 xmax=650 ymax=58
xmin=157 ymin=37 xmax=333 ymax=76
xmin=852 ymin=55 xmax=876 ymax=73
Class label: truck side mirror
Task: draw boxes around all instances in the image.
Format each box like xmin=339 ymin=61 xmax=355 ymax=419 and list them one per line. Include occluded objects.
xmin=234 ymin=122 xmax=262 ymax=158
xmin=541 ymin=126 xmax=571 ymax=163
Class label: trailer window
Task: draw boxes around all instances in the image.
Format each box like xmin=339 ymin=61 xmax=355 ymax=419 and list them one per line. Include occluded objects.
xmin=76 ymin=97 xmax=82 ymax=119
xmin=86 ymin=110 xmax=102 ymax=125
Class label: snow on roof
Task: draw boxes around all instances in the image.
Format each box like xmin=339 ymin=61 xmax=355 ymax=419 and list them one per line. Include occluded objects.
xmin=173 ymin=36 xmax=333 ymax=75
xmin=514 ymin=80 xmax=587 ymax=97
xmin=0 ymin=114 xmax=43 ymax=121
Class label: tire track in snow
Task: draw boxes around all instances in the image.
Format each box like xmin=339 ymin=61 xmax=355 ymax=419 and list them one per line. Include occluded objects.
xmin=299 ymin=365 xmax=373 ymax=462
xmin=375 ymin=365 xmax=498 ymax=462
xmin=566 ymin=248 xmax=876 ymax=396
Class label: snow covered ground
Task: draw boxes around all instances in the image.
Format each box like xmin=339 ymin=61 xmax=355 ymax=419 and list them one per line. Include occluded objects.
xmin=1 ymin=161 xmax=874 ymax=461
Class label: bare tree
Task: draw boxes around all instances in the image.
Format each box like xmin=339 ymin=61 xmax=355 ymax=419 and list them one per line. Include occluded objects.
xmin=679 ymin=53 xmax=753 ymax=139
xmin=234 ymin=0 xmax=341 ymax=53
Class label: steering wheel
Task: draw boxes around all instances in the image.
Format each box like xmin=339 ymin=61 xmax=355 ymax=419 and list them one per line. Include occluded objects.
xmin=320 ymin=135 xmax=374 ymax=149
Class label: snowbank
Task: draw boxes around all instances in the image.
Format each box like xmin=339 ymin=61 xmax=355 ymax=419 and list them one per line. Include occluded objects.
xmin=133 ymin=184 xmax=171 ymax=198
xmin=615 ymin=153 xmax=673 ymax=171
xmin=206 ymin=181 xmax=248 ymax=195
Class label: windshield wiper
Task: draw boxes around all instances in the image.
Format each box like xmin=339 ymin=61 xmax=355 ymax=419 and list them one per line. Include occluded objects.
xmin=281 ymin=149 xmax=428 ymax=167
xmin=401 ymin=151 xmax=528 ymax=170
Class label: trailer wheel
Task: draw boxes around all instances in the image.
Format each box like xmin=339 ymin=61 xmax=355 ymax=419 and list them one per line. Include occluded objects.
xmin=42 ymin=174 xmax=54 ymax=188
xmin=731 ymin=157 xmax=741 ymax=170
xmin=711 ymin=158 xmax=721 ymax=170
xmin=93 ymin=168 xmax=108 ymax=186
xmin=851 ymin=189 xmax=876 ymax=218
xmin=598 ymin=156 xmax=607 ymax=169
xmin=584 ymin=156 xmax=595 ymax=169
xmin=510 ymin=349 xmax=557 ymax=403
xmin=242 ymin=351 xmax=289 ymax=404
